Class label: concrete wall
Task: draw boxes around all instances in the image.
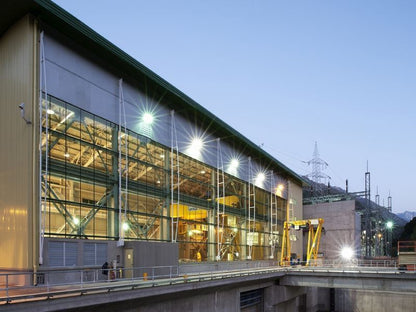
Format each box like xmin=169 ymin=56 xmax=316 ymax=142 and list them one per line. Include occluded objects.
xmin=303 ymin=200 xmax=360 ymax=260
xmin=0 ymin=14 xmax=37 ymax=271
xmin=59 ymin=283 xmax=309 ymax=312
xmin=335 ymin=289 xmax=416 ymax=312
xmin=306 ymin=287 xmax=330 ymax=312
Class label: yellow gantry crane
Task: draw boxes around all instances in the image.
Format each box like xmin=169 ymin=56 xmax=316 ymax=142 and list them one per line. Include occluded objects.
xmin=280 ymin=218 xmax=324 ymax=266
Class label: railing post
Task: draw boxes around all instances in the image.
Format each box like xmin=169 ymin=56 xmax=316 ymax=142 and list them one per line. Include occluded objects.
xmin=6 ymin=274 xmax=9 ymax=303
xmin=81 ymin=270 xmax=83 ymax=289
xmin=47 ymin=271 xmax=50 ymax=293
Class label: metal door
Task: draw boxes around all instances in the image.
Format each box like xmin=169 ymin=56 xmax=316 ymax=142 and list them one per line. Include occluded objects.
xmin=124 ymin=249 xmax=134 ymax=278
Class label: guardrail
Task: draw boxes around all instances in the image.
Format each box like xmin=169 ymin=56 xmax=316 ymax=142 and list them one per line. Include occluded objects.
xmin=280 ymin=259 xmax=398 ymax=268
xmin=0 ymin=260 xmax=413 ymax=305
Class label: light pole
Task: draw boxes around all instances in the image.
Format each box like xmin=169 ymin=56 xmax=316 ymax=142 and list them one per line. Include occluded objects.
xmin=386 ymin=221 xmax=393 ymax=257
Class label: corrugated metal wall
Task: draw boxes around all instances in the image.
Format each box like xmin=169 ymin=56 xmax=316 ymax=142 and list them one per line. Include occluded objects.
xmin=0 ymin=15 xmax=36 ymax=270
xmin=42 ymin=33 xmax=287 ymax=191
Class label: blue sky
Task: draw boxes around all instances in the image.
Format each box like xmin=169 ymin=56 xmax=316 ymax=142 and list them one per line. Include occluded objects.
xmin=53 ymin=0 xmax=415 ymax=213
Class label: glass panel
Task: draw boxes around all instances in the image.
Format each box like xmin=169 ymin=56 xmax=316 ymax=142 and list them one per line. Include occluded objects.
xmin=42 ymin=95 xmax=287 ymax=261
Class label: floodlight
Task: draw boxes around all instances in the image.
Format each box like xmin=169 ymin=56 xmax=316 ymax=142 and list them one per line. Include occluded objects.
xmin=186 ymin=137 xmax=204 ymax=159
xmin=226 ymin=157 xmax=240 ymax=176
xmin=142 ymin=112 xmax=154 ymax=125
xmin=341 ymin=246 xmax=354 ymax=260
xmin=230 ymin=158 xmax=239 ymax=169
xmin=190 ymin=137 xmax=203 ymax=151
xmin=255 ymin=172 xmax=266 ymax=187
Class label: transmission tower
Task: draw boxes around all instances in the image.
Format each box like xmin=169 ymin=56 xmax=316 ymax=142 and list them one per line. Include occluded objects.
xmin=375 ymin=187 xmax=380 ymax=207
xmin=387 ymin=191 xmax=392 ymax=212
xmin=306 ymin=142 xmax=330 ymax=193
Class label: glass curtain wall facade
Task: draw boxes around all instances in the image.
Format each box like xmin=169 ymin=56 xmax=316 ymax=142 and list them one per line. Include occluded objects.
xmin=42 ymin=95 xmax=286 ymax=262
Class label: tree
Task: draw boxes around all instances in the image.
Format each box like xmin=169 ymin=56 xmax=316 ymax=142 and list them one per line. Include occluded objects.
xmin=398 ymin=217 xmax=416 ymax=241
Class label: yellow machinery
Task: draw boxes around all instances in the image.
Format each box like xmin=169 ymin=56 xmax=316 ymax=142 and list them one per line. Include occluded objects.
xmin=280 ymin=218 xmax=324 ymax=266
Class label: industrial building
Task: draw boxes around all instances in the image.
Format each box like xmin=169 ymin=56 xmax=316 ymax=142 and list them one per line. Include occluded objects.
xmin=0 ymin=0 xmax=305 ymax=274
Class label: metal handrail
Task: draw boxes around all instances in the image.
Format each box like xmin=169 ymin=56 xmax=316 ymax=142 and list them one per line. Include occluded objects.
xmin=0 ymin=260 xmax=414 ymax=305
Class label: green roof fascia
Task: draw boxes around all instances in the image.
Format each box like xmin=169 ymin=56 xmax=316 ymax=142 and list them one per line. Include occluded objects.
xmin=28 ymin=0 xmax=307 ymax=186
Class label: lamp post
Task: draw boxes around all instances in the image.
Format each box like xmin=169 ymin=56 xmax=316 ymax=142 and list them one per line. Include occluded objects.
xmin=386 ymin=221 xmax=393 ymax=257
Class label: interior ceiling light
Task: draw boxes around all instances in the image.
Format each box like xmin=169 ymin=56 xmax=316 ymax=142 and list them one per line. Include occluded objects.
xmin=46 ymin=109 xmax=55 ymax=115
xmin=64 ymin=152 xmax=70 ymax=158
xmin=73 ymin=217 xmax=80 ymax=225
xmin=122 ymin=222 xmax=129 ymax=231
xmin=142 ymin=112 xmax=154 ymax=125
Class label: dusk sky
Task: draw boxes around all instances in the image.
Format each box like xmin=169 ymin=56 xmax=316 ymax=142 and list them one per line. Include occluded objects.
xmin=53 ymin=0 xmax=415 ymax=213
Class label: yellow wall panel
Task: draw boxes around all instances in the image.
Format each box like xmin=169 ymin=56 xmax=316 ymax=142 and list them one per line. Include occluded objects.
xmin=0 ymin=15 xmax=36 ymax=270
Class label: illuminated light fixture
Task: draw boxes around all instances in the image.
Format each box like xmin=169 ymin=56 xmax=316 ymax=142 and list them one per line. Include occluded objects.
xmin=386 ymin=221 xmax=393 ymax=229
xmin=122 ymin=222 xmax=129 ymax=231
xmin=73 ymin=217 xmax=80 ymax=225
xmin=275 ymin=183 xmax=285 ymax=196
xmin=227 ymin=157 xmax=240 ymax=177
xmin=157 ymin=180 xmax=161 ymax=184
xmin=191 ymin=137 xmax=203 ymax=151
xmin=186 ymin=136 xmax=204 ymax=160
xmin=200 ymin=170 xmax=206 ymax=174
xmin=340 ymin=246 xmax=354 ymax=260
xmin=233 ymin=228 xmax=238 ymax=233
xmin=46 ymin=109 xmax=55 ymax=115
xmin=64 ymin=152 xmax=70 ymax=158
xmin=160 ymin=154 xmax=165 ymax=159
xmin=255 ymin=172 xmax=266 ymax=187
xmin=142 ymin=112 xmax=154 ymax=125
xmin=230 ymin=158 xmax=239 ymax=169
